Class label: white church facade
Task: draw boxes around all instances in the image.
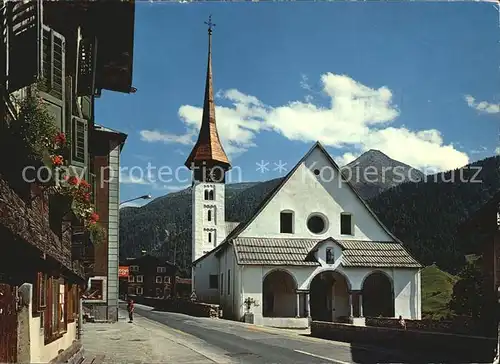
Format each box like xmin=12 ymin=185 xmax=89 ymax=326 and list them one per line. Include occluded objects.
xmin=186 ymin=19 xmax=422 ymax=328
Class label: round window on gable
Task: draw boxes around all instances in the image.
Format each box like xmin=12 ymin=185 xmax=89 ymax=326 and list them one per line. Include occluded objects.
xmin=313 ymin=169 xmax=320 ymax=176
xmin=307 ymin=214 xmax=328 ymax=234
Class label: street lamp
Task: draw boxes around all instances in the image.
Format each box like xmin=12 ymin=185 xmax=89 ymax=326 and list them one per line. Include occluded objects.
xmin=119 ymin=194 xmax=152 ymax=206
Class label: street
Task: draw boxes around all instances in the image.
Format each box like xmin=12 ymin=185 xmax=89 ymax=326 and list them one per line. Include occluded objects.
xmin=124 ymin=302 xmax=423 ymax=363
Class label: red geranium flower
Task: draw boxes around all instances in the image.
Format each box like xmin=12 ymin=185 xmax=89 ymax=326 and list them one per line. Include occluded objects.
xmin=67 ymin=176 xmax=79 ymax=185
xmin=90 ymin=212 xmax=99 ymax=222
xmin=51 ymin=155 xmax=63 ymax=167
xmin=54 ymin=132 xmax=66 ymax=145
xmin=80 ymin=179 xmax=90 ymax=189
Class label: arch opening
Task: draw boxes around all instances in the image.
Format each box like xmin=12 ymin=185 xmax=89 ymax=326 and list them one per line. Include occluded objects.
xmin=362 ymin=272 xmax=394 ymax=318
xmin=262 ymin=270 xmax=297 ymax=317
xmin=310 ymin=271 xmax=350 ymax=322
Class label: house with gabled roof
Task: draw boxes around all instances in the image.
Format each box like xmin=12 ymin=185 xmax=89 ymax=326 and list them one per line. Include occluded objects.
xmin=187 ymin=20 xmax=422 ymax=328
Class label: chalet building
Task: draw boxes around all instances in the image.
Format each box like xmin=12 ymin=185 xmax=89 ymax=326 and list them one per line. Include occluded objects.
xmin=188 ymin=20 xmax=422 ymax=328
xmin=0 ymin=0 xmax=135 ymax=362
xmin=120 ymin=255 xmax=177 ymax=298
xmin=460 ymin=191 xmax=500 ymax=362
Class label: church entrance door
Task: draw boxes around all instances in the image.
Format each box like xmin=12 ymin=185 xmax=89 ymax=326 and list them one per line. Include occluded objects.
xmin=310 ymin=271 xmax=350 ymax=322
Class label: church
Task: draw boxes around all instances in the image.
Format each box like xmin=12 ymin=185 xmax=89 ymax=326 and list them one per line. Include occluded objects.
xmin=186 ymin=18 xmax=422 ymax=328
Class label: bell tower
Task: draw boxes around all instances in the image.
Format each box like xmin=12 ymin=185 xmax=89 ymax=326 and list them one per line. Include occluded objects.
xmin=185 ymin=16 xmax=231 ymax=267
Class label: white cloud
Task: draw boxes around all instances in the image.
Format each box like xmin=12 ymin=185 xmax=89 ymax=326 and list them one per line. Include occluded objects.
xmin=139 ymin=130 xmax=194 ymax=145
xmin=495 ymin=147 xmax=500 ymax=155
xmin=335 ymin=152 xmax=359 ymax=166
xmin=470 ymin=146 xmax=488 ymax=155
xmin=141 ymin=73 xmax=469 ymax=172
xmin=465 ymin=95 xmax=500 ymax=114
xmin=120 ymin=173 xmax=149 ymax=185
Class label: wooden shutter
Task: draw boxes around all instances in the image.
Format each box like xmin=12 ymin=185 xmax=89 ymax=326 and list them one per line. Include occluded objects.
xmin=71 ymin=116 xmax=88 ymax=167
xmin=76 ymin=36 xmax=97 ymax=96
xmin=6 ymin=0 xmax=42 ymax=92
xmin=39 ymin=25 xmax=66 ymax=131
xmin=81 ymin=95 xmax=92 ymax=120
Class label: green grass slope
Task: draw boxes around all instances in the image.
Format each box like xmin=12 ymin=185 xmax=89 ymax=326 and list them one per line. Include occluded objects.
xmin=421 ymin=264 xmax=458 ymax=319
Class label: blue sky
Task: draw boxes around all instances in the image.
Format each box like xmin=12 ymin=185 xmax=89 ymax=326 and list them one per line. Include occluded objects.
xmin=95 ymin=2 xmax=500 ymax=206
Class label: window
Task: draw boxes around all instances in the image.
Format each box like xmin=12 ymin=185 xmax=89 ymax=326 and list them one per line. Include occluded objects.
xmin=157 ymin=267 xmax=166 ymax=273
xmin=130 ymin=265 xmax=139 ymax=272
xmin=156 ymin=288 xmax=162 ymax=296
xmin=340 ymin=213 xmax=353 ymax=235
xmin=128 ymin=275 xmax=135 ymax=282
xmin=326 ymin=247 xmax=335 ymax=264
xmin=136 ymin=287 xmax=143 ymax=295
xmin=156 ymin=276 xmax=162 ymax=284
xmin=59 ymin=283 xmax=65 ymax=331
xmin=209 ymin=275 xmax=219 ymax=289
xmin=36 ymin=272 xmax=47 ymax=311
xmin=208 ymin=210 xmax=212 ymax=221
xmin=87 ymin=279 xmax=104 ymax=300
xmin=208 ymin=232 xmax=212 ymax=244
xmin=164 ymin=276 xmax=171 ymax=284
xmin=307 ymin=214 xmax=328 ymax=234
xmin=227 ymin=270 xmax=231 ymax=295
xmin=220 ymin=273 xmax=224 ymax=295
xmin=136 ymin=275 xmax=144 ymax=283
xmin=71 ymin=116 xmax=88 ymax=166
xmin=209 ymin=190 xmax=214 ymax=200
xmin=204 ymin=188 xmax=214 ymax=200
xmin=280 ymin=211 xmax=294 ymax=233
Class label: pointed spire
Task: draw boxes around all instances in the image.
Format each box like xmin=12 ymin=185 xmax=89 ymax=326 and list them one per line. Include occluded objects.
xmin=185 ymin=15 xmax=231 ymax=170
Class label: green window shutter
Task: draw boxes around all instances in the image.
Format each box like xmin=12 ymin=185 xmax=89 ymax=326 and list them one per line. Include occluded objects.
xmin=39 ymin=25 xmax=65 ymax=131
xmin=76 ymin=36 xmax=97 ymax=96
xmin=81 ymin=95 xmax=92 ymax=120
xmin=6 ymin=0 xmax=42 ymax=92
xmin=71 ymin=116 xmax=88 ymax=167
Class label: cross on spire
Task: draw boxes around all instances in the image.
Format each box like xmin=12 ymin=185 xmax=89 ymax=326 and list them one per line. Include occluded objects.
xmin=205 ymin=15 xmax=215 ymax=34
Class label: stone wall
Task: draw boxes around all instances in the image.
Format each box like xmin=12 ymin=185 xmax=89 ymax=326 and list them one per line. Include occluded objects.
xmin=129 ymin=295 xmax=221 ymax=318
xmin=311 ymin=321 xmax=496 ymax=362
xmin=366 ymin=316 xmax=494 ymax=337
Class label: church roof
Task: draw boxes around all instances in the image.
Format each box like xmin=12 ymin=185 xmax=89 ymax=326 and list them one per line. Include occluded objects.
xmin=231 ymin=237 xmax=421 ymax=268
xmin=185 ymin=20 xmax=230 ymax=169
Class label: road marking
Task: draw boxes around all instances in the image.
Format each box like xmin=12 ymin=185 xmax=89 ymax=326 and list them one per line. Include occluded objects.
xmin=294 ymin=350 xmax=352 ymax=364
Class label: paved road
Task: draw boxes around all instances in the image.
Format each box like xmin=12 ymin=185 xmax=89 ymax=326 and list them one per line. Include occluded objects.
xmin=125 ymin=302 xmax=422 ymax=363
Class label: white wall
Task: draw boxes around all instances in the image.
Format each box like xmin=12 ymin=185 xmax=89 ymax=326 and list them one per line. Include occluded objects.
xmin=218 ymin=245 xmax=239 ymax=318
xmin=193 ymin=251 xmax=220 ymax=304
xmin=239 ymin=146 xmax=394 ymax=242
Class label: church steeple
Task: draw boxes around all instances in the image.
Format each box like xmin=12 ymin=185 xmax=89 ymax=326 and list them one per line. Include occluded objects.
xmin=185 ymin=15 xmax=231 ymax=177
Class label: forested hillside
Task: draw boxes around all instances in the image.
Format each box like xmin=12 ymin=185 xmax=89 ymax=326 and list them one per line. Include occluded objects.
xmin=368 ymin=155 xmax=500 ymax=273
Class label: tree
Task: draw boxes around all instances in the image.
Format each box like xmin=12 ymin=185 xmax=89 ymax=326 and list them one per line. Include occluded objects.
xmin=449 ymin=255 xmax=487 ymax=319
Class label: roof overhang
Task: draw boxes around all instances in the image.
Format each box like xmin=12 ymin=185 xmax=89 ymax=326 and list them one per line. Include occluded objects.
xmin=91 ymin=124 xmax=128 ymax=152
xmin=43 ymin=0 xmax=136 ymax=94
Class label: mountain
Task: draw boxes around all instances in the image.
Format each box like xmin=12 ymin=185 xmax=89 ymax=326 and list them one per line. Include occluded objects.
xmin=119 ymin=151 xmax=500 ymax=276
xmin=368 ymin=155 xmax=500 ymax=273
xmin=344 ymin=149 xmax=425 ymax=199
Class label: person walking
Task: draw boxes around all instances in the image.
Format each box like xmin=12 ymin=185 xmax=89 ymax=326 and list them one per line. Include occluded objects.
xmin=127 ymin=299 xmax=134 ymax=323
